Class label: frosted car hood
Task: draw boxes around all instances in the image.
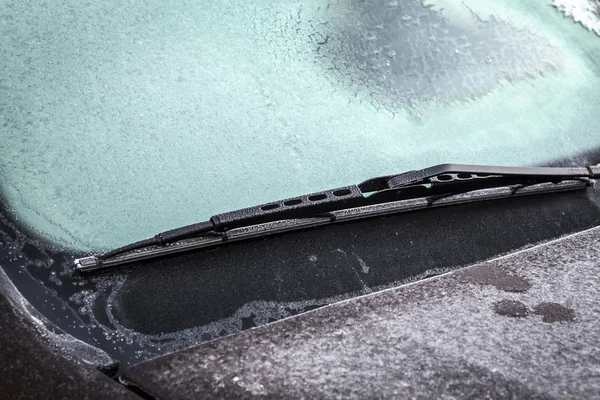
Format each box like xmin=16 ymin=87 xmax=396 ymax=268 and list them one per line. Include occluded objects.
xmin=121 ymin=224 xmax=600 ymax=399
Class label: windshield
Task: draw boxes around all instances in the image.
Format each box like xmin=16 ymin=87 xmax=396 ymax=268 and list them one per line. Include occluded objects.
xmin=1 ymin=0 xmax=600 ymax=251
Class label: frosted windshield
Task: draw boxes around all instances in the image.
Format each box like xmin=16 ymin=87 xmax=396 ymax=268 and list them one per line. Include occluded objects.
xmin=1 ymin=0 xmax=599 ymax=251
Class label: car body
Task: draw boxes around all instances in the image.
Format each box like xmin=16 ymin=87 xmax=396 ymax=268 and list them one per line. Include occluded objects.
xmin=2 ymin=0 xmax=600 ymax=398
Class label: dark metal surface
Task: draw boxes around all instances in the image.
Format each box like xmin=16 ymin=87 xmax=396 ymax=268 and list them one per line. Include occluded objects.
xmin=0 ymin=268 xmax=139 ymax=399
xmin=123 ymin=225 xmax=600 ymax=400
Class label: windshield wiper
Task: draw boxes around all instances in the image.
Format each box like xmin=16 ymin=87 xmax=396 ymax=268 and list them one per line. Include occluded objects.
xmin=75 ymin=163 xmax=600 ymax=272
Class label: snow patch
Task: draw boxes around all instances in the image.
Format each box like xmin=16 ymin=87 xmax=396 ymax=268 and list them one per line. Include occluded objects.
xmin=554 ymin=0 xmax=600 ymax=36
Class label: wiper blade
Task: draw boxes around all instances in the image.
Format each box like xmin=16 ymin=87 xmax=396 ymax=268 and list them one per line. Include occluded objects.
xmin=75 ymin=163 xmax=600 ymax=272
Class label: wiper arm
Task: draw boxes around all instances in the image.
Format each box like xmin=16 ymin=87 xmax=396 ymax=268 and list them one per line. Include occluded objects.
xmin=75 ymin=163 xmax=600 ymax=272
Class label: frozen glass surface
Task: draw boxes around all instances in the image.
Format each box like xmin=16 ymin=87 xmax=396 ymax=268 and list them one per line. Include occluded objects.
xmin=1 ymin=0 xmax=599 ymax=251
